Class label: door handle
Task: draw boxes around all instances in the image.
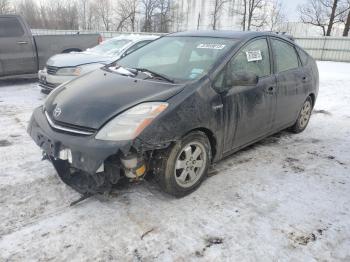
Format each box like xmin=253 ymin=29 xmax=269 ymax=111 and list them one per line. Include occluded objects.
xmin=265 ymin=86 xmax=276 ymax=94
xmin=302 ymin=76 xmax=308 ymax=82
xmin=17 ymin=41 xmax=28 ymax=45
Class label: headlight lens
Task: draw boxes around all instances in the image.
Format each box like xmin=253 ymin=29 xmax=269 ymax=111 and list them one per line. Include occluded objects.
xmin=56 ymin=67 xmax=79 ymax=76
xmin=95 ymin=102 xmax=168 ymax=141
xmin=75 ymin=63 xmax=104 ymax=76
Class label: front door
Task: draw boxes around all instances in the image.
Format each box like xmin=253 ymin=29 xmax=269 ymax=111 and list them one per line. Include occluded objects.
xmin=217 ymin=38 xmax=277 ymax=154
xmin=0 ymin=16 xmax=36 ymax=77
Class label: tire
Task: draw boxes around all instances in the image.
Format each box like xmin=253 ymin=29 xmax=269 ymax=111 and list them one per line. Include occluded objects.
xmin=290 ymin=96 xmax=313 ymax=133
xmin=156 ymin=131 xmax=211 ymax=197
xmin=62 ymin=48 xmax=81 ymax=53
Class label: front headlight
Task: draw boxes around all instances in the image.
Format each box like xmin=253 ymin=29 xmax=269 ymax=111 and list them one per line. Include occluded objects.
xmin=75 ymin=63 xmax=104 ymax=76
xmin=56 ymin=67 xmax=79 ymax=76
xmin=95 ymin=102 xmax=168 ymax=141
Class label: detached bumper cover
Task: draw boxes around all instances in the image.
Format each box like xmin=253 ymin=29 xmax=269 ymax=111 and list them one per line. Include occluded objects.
xmin=27 ymin=106 xmax=134 ymax=174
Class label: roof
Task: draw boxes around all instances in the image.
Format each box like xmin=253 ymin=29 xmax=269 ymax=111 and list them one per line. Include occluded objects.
xmin=167 ymin=30 xmax=294 ymax=42
xmin=109 ymin=34 xmax=159 ymax=42
xmin=168 ymin=30 xmax=264 ymax=39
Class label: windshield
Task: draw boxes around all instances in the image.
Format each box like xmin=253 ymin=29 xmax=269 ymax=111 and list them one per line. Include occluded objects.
xmin=117 ymin=36 xmax=237 ymax=81
xmin=86 ymin=39 xmax=132 ymax=55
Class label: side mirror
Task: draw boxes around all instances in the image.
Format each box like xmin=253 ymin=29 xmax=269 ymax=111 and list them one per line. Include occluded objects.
xmin=227 ymin=71 xmax=258 ymax=87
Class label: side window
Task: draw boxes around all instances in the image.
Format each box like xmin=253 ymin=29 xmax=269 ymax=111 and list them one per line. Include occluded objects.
xmin=229 ymin=38 xmax=271 ymax=78
xmin=0 ymin=17 xmax=24 ymax=37
xmin=213 ymin=38 xmax=270 ymax=93
xmin=271 ymin=39 xmax=299 ymax=73
xmin=297 ymin=47 xmax=309 ymax=66
xmin=127 ymin=40 xmax=150 ymax=54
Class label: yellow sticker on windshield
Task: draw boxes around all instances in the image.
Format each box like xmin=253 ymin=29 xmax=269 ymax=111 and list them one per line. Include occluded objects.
xmin=197 ymin=44 xmax=226 ymax=50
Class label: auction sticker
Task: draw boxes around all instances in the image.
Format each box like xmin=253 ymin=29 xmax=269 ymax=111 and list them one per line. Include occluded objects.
xmin=246 ymin=50 xmax=262 ymax=62
xmin=197 ymin=44 xmax=226 ymax=50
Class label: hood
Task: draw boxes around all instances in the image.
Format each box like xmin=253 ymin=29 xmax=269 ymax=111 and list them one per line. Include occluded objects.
xmin=46 ymin=52 xmax=115 ymax=67
xmin=45 ymin=69 xmax=185 ymax=129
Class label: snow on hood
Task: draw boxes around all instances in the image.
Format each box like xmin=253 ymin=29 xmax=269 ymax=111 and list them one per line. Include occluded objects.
xmin=46 ymin=34 xmax=159 ymax=68
xmin=46 ymin=52 xmax=114 ymax=68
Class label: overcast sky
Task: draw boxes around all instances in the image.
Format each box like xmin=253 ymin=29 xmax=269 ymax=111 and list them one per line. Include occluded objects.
xmin=283 ymin=0 xmax=307 ymax=21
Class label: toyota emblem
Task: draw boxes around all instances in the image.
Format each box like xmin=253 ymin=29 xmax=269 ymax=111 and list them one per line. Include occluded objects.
xmin=53 ymin=107 xmax=62 ymax=118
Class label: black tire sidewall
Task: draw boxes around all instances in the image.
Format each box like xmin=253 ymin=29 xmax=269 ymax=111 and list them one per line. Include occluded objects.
xmin=161 ymin=131 xmax=211 ymax=197
xmin=291 ymin=97 xmax=313 ymax=133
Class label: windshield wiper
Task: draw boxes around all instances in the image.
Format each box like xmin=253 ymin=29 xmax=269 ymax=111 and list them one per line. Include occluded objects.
xmin=133 ymin=68 xmax=174 ymax=83
xmin=106 ymin=64 xmax=135 ymax=76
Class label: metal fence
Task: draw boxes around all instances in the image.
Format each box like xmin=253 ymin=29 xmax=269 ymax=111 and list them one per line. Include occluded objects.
xmin=32 ymin=29 xmax=350 ymax=62
xmin=31 ymin=29 xmax=164 ymax=38
xmin=295 ymin=37 xmax=350 ymax=62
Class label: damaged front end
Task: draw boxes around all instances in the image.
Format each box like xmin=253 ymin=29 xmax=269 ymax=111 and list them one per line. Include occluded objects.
xmin=28 ymin=106 xmax=154 ymax=195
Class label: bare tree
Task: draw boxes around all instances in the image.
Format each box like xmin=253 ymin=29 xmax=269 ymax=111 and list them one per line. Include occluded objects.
xmin=157 ymin=0 xmax=172 ymax=32
xmin=38 ymin=0 xmax=79 ymax=30
xmin=236 ymin=0 xmax=268 ymax=31
xmin=170 ymin=1 xmax=184 ymax=31
xmin=141 ymin=0 xmax=159 ymax=32
xmin=267 ymin=0 xmax=286 ymax=31
xmin=341 ymin=0 xmax=350 ymax=36
xmin=211 ymin=0 xmax=229 ymax=30
xmin=16 ymin=0 xmax=42 ymax=28
xmin=78 ymin=0 xmax=90 ymax=30
xmin=298 ymin=0 xmax=349 ymax=36
xmin=115 ymin=0 xmax=138 ymax=31
xmin=0 ymin=0 xmax=12 ymax=14
xmin=93 ymin=0 xmax=113 ymax=31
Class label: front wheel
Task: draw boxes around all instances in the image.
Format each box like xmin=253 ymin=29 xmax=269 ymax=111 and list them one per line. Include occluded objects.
xmin=156 ymin=131 xmax=211 ymax=197
xmin=290 ymin=96 xmax=313 ymax=133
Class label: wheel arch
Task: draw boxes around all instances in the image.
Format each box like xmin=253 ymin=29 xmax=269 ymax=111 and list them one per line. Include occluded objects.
xmin=62 ymin=48 xmax=82 ymax=53
xmin=183 ymin=127 xmax=217 ymax=162
xmin=309 ymin=93 xmax=316 ymax=107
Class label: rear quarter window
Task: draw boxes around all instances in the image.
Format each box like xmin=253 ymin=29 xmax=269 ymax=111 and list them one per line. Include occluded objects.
xmin=0 ymin=17 xmax=24 ymax=37
xmin=271 ymin=39 xmax=299 ymax=73
xmin=297 ymin=48 xmax=309 ymax=66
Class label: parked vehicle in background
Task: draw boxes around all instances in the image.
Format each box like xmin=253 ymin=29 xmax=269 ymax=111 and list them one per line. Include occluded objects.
xmin=27 ymin=31 xmax=319 ymax=197
xmin=0 ymin=15 xmax=101 ymax=78
xmin=38 ymin=35 xmax=159 ymax=93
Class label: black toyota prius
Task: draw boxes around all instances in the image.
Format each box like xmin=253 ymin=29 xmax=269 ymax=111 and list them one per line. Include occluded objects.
xmin=28 ymin=31 xmax=319 ymax=197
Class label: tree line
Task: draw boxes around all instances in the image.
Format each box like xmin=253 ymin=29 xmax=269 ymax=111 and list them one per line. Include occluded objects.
xmin=0 ymin=0 xmax=349 ymax=36
xmin=298 ymin=0 xmax=350 ymax=36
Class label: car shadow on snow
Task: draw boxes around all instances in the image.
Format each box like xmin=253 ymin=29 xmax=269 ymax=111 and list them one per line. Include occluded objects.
xmin=0 ymin=78 xmax=37 ymax=87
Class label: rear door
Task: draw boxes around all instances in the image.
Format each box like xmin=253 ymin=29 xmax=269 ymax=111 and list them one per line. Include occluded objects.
xmin=215 ymin=38 xmax=277 ymax=153
xmin=270 ymin=38 xmax=307 ymax=129
xmin=0 ymin=16 xmax=36 ymax=76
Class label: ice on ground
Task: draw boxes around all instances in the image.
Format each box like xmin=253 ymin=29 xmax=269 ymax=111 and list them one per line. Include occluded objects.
xmin=0 ymin=62 xmax=349 ymax=261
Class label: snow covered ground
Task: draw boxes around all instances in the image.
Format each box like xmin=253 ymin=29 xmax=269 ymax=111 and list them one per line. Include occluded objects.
xmin=0 ymin=61 xmax=349 ymax=261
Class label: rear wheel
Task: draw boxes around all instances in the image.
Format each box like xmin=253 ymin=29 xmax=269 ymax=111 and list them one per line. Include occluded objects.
xmin=290 ymin=96 xmax=313 ymax=133
xmin=156 ymin=131 xmax=211 ymax=197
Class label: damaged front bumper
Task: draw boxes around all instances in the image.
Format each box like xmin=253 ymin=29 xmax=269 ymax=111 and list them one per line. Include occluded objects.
xmin=27 ymin=106 xmax=140 ymax=175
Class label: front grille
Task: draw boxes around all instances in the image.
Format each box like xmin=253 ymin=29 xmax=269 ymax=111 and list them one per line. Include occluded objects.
xmin=45 ymin=111 xmax=96 ymax=136
xmin=47 ymin=66 xmax=59 ymax=75
xmin=54 ymin=120 xmax=97 ymax=134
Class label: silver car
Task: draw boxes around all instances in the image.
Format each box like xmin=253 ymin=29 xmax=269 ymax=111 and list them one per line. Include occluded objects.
xmin=38 ymin=35 xmax=159 ymax=93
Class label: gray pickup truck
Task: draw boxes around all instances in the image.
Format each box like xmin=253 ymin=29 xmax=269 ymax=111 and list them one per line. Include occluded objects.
xmin=0 ymin=15 xmax=101 ymax=78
